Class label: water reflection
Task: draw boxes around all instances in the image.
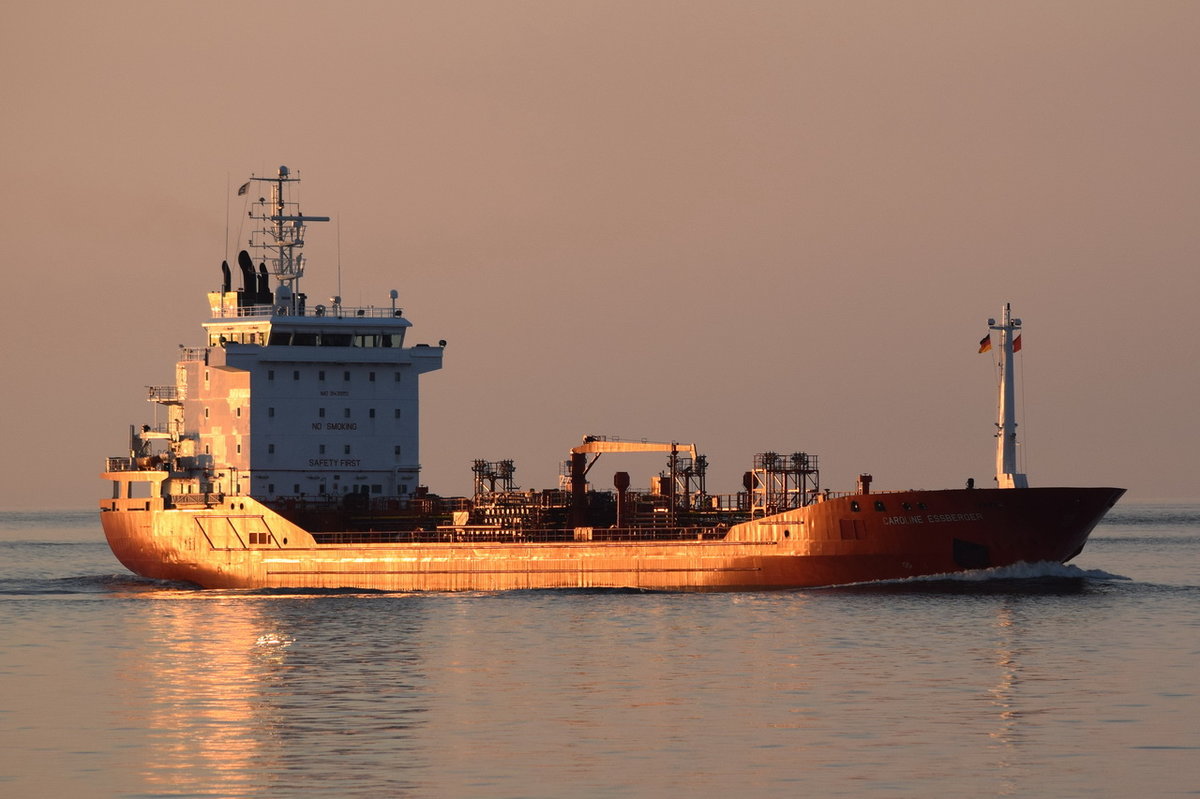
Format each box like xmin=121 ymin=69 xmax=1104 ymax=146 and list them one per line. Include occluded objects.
xmin=93 ymin=580 xmax=1183 ymax=798
xmin=986 ymin=604 xmax=1025 ymax=796
xmin=115 ymin=593 xmax=430 ymax=798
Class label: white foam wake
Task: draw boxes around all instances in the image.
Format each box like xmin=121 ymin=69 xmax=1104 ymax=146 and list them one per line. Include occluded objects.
xmin=906 ymin=560 xmax=1130 ymax=583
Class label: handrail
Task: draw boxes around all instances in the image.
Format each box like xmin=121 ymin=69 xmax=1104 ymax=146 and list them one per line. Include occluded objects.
xmin=105 ymin=456 xmax=167 ymax=472
xmin=211 ymin=305 xmax=406 ymax=320
xmin=310 ymin=526 xmax=732 ymax=545
xmin=147 ymin=385 xmax=180 ymax=402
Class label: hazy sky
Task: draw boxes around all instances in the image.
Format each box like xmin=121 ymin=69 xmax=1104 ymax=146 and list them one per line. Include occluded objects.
xmin=2 ymin=1 xmax=1197 ymax=509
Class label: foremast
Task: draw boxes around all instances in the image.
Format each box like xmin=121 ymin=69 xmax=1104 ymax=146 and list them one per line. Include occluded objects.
xmin=990 ymin=303 xmax=1027 ymax=489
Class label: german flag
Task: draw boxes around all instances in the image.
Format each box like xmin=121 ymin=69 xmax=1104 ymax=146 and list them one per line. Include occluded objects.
xmin=978 ymin=335 xmax=992 ymax=353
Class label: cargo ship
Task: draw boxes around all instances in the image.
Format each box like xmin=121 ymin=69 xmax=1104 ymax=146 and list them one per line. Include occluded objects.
xmin=99 ymin=166 xmax=1124 ymax=590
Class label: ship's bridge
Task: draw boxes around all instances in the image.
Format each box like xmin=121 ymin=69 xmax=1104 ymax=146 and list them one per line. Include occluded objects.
xmin=204 ymin=290 xmax=417 ymax=349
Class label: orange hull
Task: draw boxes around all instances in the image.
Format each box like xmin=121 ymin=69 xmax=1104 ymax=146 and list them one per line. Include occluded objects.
xmin=100 ymin=486 xmax=1124 ymax=591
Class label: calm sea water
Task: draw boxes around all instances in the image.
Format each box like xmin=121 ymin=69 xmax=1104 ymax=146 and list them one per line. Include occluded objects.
xmin=1 ymin=504 xmax=1196 ymax=798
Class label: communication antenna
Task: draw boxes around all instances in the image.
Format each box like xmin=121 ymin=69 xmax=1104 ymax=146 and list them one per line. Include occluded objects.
xmin=246 ymin=165 xmax=330 ymax=309
xmin=224 ymin=172 xmax=230 ymax=262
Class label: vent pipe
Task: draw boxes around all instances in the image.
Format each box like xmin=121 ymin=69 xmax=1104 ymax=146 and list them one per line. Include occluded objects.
xmin=237 ymin=250 xmax=257 ymax=303
xmin=257 ymin=263 xmax=273 ymax=305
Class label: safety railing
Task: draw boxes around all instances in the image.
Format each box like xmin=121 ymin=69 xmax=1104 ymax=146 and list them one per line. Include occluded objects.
xmin=147 ymin=385 xmax=180 ymax=402
xmin=310 ymin=526 xmax=731 ymax=545
xmin=211 ymin=305 xmax=406 ymax=320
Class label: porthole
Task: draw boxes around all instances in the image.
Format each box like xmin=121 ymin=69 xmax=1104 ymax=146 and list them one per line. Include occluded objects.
xmin=874 ymin=500 xmax=886 ymax=512
xmin=850 ymin=501 xmax=860 ymax=512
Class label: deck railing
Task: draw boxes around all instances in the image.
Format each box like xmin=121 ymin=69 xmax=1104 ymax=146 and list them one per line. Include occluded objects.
xmin=147 ymin=385 xmax=180 ymax=402
xmin=104 ymin=456 xmax=167 ymax=473
xmin=211 ymin=305 xmax=406 ymax=320
xmin=310 ymin=526 xmax=731 ymax=545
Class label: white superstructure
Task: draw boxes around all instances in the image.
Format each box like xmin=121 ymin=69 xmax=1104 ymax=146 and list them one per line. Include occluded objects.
xmin=138 ymin=166 xmax=444 ymax=503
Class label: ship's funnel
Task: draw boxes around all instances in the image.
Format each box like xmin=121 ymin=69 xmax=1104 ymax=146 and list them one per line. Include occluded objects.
xmin=221 ymin=260 xmax=232 ymax=293
xmin=237 ymin=250 xmax=257 ymax=304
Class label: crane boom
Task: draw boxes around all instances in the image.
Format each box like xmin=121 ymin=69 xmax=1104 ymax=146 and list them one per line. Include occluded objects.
xmin=570 ymin=439 xmax=698 ymax=462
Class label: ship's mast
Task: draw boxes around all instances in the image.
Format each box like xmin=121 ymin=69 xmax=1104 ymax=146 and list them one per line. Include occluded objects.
xmin=990 ymin=303 xmax=1027 ymax=488
xmin=247 ymin=165 xmax=329 ymax=314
